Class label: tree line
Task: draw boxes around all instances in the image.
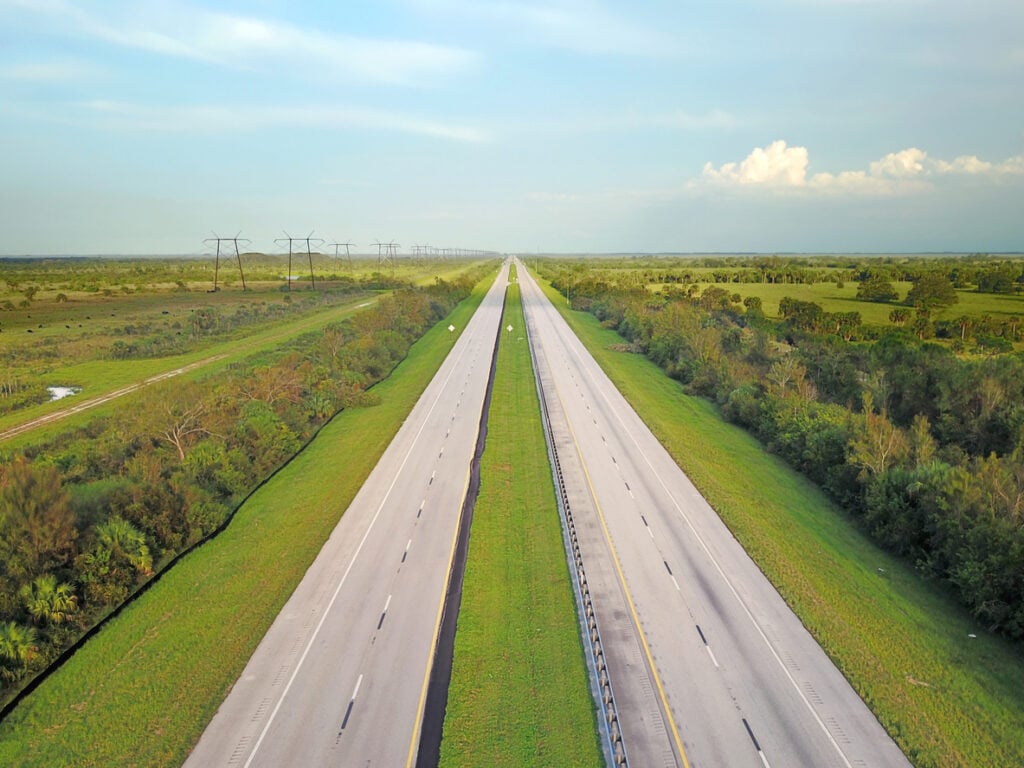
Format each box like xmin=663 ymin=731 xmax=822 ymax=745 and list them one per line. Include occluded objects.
xmin=545 ymin=264 xmax=1024 ymax=641
xmin=0 ymin=275 xmax=479 ymax=700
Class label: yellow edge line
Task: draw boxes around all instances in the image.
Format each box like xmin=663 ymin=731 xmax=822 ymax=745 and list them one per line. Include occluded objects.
xmin=555 ymin=382 xmax=692 ymax=768
xmin=405 ymin=453 xmax=474 ymax=767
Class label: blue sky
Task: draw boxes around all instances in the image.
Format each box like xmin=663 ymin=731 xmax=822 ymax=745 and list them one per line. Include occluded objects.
xmin=1 ymin=0 xmax=1022 ymax=255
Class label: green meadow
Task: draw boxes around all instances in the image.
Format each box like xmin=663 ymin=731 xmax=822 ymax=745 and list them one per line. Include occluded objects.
xmin=440 ymin=279 xmax=601 ymax=767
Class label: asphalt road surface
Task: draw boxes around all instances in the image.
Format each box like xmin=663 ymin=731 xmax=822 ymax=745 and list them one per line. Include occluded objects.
xmin=518 ymin=260 xmax=911 ymax=768
xmin=184 ymin=264 xmax=508 ymax=767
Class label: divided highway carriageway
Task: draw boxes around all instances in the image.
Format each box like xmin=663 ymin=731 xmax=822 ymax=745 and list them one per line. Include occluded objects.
xmin=186 ymin=258 xmax=911 ymax=767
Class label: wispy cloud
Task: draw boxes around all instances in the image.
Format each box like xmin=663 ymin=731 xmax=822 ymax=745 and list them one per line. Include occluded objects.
xmin=76 ymin=100 xmax=488 ymax=142
xmin=3 ymin=0 xmax=478 ymax=87
xmin=701 ymin=140 xmax=1024 ymax=194
xmin=410 ymin=0 xmax=680 ymax=57
xmin=0 ymin=58 xmax=102 ymax=81
xmin=507 ymin=108 xmax=737 ymax=140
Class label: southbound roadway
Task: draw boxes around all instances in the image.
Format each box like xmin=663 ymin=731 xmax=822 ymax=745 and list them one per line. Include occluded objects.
xmin=184 ymin=262 xmax=509 ymax=767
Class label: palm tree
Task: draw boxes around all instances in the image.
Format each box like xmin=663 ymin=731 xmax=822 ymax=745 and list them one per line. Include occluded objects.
xmin=19 ymin=574 xmax=78 ymax=626
xmin=96 ymin=517 xmax=153 ymax=576
xmin=0 ymin=621 xmax=38 ymax=681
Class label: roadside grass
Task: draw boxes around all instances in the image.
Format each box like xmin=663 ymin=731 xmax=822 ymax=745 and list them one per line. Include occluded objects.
xmin=536 ymin=277 xmax=1024 ymax=768
xmin=0 ymin=273 xmax=494 ymax=767
xmin=439 ymin=281 xmax=601 ymax=768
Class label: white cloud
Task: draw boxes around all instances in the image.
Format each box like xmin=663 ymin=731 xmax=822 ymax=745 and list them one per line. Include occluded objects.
xmin=701 ymin=140 xmax=809 ymax=186
xmin=4 ymin=0 xmax=478 ymax=87
xmin=77 ymin=100 xmax=488 ymax=142
xmin=702 ymin=141 xmax=1024 ymax=194
xmin=868 ymin=147 xmax=927 ymax=178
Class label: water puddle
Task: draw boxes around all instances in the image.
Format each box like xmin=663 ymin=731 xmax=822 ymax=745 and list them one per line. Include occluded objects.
xmin=47 ymin=386 xmax=81 ymax=401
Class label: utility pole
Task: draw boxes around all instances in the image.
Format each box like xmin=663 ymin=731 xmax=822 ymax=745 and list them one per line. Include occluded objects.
xmin=204 ymin=232 xmax=250 ymax=291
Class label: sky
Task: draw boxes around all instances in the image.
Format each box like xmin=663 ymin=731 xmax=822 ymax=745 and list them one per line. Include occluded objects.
xmin=1 ymin=0 xmax=1022 ymax=256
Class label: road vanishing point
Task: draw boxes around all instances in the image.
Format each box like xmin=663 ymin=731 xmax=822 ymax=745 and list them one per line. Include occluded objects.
xmin=185 ymin=260 xmax=911 ymax=767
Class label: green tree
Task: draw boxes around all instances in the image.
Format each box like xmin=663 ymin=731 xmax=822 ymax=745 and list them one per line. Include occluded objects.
xmin=95 ymin=516 xmax=153 ymax=576
xmin=888 ymin=308 xmax=910 ymax=326
xmin=857 ymin=274 xmax=899 ymax=303
xmin=905 ymin=273 xmax=959 ymax=310
xmin=19 ymin=574 xmax=77 ymax=626
xmin=0 ymin=458 xmax=77 ymax=581
xmin=848 ymin=393 xmax=909 ymax=479
xmin=0 ymin=621 xmax=37 ymax=681
xmin=76 ymin=517 xmax=153 ymax=606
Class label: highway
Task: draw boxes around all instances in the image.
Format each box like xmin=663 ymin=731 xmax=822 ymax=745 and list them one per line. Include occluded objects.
xmin=184 ymin=263 xmax=509 ymax=767
xmin=518 ymin=260 xmax=911 ymax=768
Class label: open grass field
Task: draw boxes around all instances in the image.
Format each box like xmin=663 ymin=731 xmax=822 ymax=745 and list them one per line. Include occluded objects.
xmin=704 ymin=281 xmax=1024 ymax=328
xmin=0 ymin=293 xmax=376 ymax=442
xmin=536 ymin=276 xmax=1024 ymax=768
xmin=439 ymin=279 xmax=601 ymax=768
xmin=0 ymin=271 xmax=495 ymax=767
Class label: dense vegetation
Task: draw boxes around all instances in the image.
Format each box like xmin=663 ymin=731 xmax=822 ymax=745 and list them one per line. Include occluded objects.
xmin=0 ymin=271 xmax=483 ymax=704
xmin=541 ymin=255 xmax=1024 ymax=641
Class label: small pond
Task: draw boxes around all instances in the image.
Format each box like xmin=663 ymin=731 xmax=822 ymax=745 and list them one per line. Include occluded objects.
xmin=47 ymin=386 xmax=81 ymax=401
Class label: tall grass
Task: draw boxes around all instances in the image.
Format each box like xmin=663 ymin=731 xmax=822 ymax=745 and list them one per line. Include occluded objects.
xmin=536 ymin=277 xmax=1024 ymax=768
xmin=439 ymin=281 xmax=601 ymax=767
xmin=0 ymin=275 xmax=494 ymax=767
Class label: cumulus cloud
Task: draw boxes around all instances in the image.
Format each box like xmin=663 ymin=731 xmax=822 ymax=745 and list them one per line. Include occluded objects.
xmin=701 ymin=140 xmax=808 ymax=186
xmin=702 ymin=141 xmax=1024 ymax=194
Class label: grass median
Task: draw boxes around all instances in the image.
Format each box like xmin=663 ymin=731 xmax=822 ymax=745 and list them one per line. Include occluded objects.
xmin=0 ymin=273 xmax=495 ymax=767
xmin=536 ymin=275 xmax=1024 ymax=768
xmin=439 ymin=280 xmax=601 ymax=767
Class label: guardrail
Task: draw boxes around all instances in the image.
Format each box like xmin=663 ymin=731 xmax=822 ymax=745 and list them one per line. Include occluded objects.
xmin=523 ymin=292 xmax=628 ymax=768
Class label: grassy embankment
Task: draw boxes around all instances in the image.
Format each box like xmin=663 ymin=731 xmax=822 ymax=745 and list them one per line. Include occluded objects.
xmin=439 ymin=279 xmax=601 ymax=767
xmin=536 ymin=276 xmax=1024 ymax=768
xmin=0 ymin=272 xmax=496 ymax=767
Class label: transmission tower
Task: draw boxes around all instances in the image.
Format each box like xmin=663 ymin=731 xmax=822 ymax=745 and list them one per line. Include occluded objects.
xmin=203 ymin=232 xmax=250 ymax=291
xmin=275 ymin=231 xmax=324 ymax=290
xmin=373 ymin=240 xmax=399 ymax=270
xmin=328 ymin=240 xmax=356 ymax=269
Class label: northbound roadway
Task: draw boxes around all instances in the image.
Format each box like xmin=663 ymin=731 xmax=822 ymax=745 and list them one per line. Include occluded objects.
xmin=518 ymin=259 xmax=911 ymax=768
